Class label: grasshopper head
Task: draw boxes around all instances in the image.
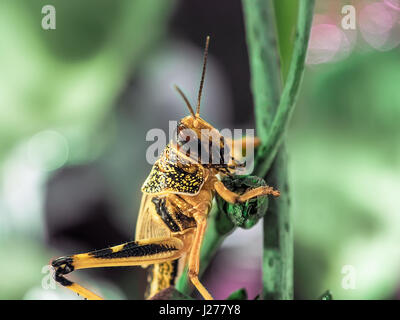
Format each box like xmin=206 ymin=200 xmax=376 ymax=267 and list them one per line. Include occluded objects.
xmin=174 ymin=115 xmax=230 ymax=172
xmin=171 ymin=36 xmax=243 ymax=174
xmin=174 ymin=115 xmax=245 ymax=174
xmin=176 ymin=115 xmax=223 ymax=152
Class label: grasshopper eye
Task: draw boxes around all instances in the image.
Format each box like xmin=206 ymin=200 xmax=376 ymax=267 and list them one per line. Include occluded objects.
xmin=177 ymin=123 xmax=185 ymax=133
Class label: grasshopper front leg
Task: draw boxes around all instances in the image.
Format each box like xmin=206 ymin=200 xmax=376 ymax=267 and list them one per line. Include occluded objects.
xmin=51 ymin=237 xmax=185 ymax=300
xmin=214 ymin=180 xmax=280 ymax=204
xmin=187 ymin=212 xmax=214 ymax=300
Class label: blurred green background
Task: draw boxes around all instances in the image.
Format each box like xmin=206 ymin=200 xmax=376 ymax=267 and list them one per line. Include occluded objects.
xmin=0 ymin=0 xmax=399 ymax=300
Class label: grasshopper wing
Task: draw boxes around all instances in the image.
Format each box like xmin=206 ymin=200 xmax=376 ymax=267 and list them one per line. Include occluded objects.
xmin=135 ymin=194 xmax=171 ymax=241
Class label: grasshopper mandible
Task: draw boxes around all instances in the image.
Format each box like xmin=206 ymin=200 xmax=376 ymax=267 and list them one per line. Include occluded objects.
xmin=51 ymin=36 xmax=280 ymax=300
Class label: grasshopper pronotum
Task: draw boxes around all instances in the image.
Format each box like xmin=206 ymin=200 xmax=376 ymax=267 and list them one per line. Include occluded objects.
xmin=51 ymin=36 xmax=280 ymax=300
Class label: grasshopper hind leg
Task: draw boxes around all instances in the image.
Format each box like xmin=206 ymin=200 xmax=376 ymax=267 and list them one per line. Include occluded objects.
xmin=51 ymin=237 xmax=185 ymax=300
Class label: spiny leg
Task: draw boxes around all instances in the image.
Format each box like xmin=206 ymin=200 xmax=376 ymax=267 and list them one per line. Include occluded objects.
xmin=237 ymin=186 xmax=280 ymax=202
xmin=51 ymin=237 xmax=185 ymax=300
xmin=52 ymin=266 xmax=103 ymax=300
xmin=214 ymin=180 xmax=280 ymax=204
xmin=187 ymin=212 xmax=213 ymax=300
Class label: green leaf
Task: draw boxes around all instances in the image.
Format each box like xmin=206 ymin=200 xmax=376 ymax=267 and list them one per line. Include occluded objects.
xmin=227 ymin=288 xmax=248 ymax=300
xmin=242 ymin=0 xmax=315 ymax=301
xmin=254 ymin=0 xmax=315 ymax=178
xmin=319 ymin=290 xmax=334 ymax=300
xmin=242 ymin=0 xmax=281 ymax=140
xmin=273 ymin=0 xmax=300 ymax=83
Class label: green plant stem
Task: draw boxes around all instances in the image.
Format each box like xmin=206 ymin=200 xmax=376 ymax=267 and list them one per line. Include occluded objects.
xmin=254 ymin=0 xmax=315 ymax=178
xmin=244 ymin=0 xmax=314 ymax=300
xmin=242 ymin=0 xmax=282 ymax=139
xmin=262 ymin=150 xmax=292 ymax=299
xmin=242 ymin=0 xmax=286 ymax=301
xmin=261 ymin=0 xmax=314 ymax=299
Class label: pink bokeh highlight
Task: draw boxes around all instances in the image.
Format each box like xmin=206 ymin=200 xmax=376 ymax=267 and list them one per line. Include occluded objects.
xmin=359 ymin=2 xmax=400 ymax=51
xmin=306 ymin=15 xmax=355 ymax=65
xmin=384 ymin=0 xmax=400 ymax=11
xmin=360 ymin=2 xmax=397 ymax=35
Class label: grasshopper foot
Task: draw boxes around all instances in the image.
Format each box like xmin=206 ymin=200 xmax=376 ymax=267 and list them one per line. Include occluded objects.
xmin=51 ymin=256 xmax=74 ymax=286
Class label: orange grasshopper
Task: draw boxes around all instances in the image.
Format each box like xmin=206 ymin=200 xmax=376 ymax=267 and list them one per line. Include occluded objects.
xmin=51 ymin=36 xmax=280 ymax=300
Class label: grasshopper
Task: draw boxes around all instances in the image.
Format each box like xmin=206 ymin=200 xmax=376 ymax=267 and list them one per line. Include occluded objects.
xmin=51 ymin=36 xmax=280 ymax=300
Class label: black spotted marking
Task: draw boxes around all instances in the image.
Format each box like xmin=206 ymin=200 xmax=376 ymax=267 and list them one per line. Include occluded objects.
xmin=88 ymin=241 xmax=177 ymax=259
xmin=152 ymin=197 xmax=181 ymax=232
xmin=141 ymin=145 xmax=205 ymax=195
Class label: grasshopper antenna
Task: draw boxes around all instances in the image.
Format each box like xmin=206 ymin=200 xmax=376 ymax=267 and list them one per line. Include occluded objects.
xmin=196 ymin=35 xmax=210 ymax=117
xmin=174 ymin=84 xmax=196 ymax=117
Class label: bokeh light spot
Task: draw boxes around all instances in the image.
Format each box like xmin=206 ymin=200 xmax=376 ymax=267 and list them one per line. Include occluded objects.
xmin=384 ymin=0 xmax=400 ymax=12
xmin=359 ymin=2 xmax=400 ymax=51
xmin=306 ymin=24 xmax=349 ymax=64
xmin=360 ymin=3 xmax=396 ymax=35
xmin=27 ymin=130 xmax=69 ymax=171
